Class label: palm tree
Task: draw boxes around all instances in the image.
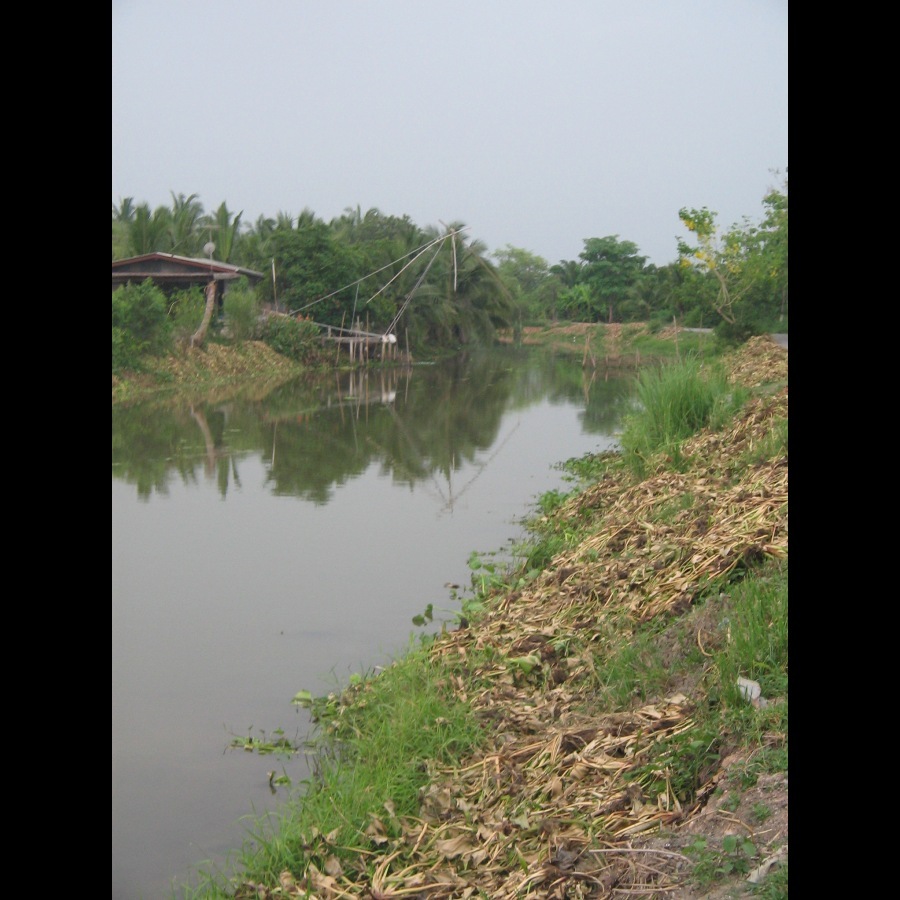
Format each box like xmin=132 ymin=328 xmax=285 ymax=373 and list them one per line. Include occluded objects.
xmin=549 ymin=259 xmax=582 ymax=289
xmin=275 ymin=211 xmax=295 ymax=231
xmin=237 ymin=214 xmax=277 ymax=265
xmin=113 ymin=197 xmax=136 ymax=258
xmin=295 ymin=207 xmax=322 ymax=229
xmin=168 ymin=192 xmax=204 ymax=256
xmin=330 ymin=205 xmax=364 ymax=241
xmin=200 ymin=201 xmax=243 ymax=263
xmin=127 ymin=203 xmax=171 ymax=256
xmin=112 ymin=197 xmax=136 ymax=222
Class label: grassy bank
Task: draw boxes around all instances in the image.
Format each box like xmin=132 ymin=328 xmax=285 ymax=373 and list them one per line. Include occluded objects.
xmin=176 ymin=335 xmax=787 ymax=899
xmin=111 ymin=340 xmax=314 ymax=407
xmin=112 ymin=323 xmax=720 ymax=409
xmin=498 ymin=321 xmax=722 ymax=369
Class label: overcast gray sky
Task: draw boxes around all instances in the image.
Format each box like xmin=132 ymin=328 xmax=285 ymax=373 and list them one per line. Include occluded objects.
xmin=111 ymin=0 xmax=787 ymax=268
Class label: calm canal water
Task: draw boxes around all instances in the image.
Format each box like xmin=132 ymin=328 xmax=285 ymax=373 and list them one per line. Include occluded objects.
xmin=112 ymin=345 xmax=636 ymax=899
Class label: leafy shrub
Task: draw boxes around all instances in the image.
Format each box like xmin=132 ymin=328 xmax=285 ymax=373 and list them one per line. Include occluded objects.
xmin=627 ymin=726 xmax=721 ymax=804
xmin=713 ymin=293 xmax=783 ymax=345
xmin=112 ymin=327 xmax=140 ymax=373
xmin=714 ymin=319 xmax=756 ymax=346
xmin=111 ymin=280 xmax=172 ymax=371
xmin=258 ymin=313 xmax=322 ymax=362
xmin=168 ymin=286 xmax=208 ymax=343
xmin=222 ymin=280 xmax=260 ymax=340
xmin=679 ymin=307 xmax=709 ymax=328
xmin=687 ymin=834 xmax=758 ymax=887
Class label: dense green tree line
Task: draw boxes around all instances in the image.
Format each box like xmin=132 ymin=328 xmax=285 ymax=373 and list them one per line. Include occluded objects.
xmin=112 ymin=170 xmax=787 ymax=364
xmin=492 ymin=170 xmax=787 ymax=340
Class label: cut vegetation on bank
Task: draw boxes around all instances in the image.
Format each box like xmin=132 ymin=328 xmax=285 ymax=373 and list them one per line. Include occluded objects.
xmin=179 ymin=334 xmax=787 ymax=900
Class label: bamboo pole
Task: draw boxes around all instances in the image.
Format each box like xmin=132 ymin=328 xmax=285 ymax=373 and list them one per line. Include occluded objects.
xmin=582 ymin=332 xmax=596 ymax=369
xmin=336 ymin=313 xmax=346 ymax=365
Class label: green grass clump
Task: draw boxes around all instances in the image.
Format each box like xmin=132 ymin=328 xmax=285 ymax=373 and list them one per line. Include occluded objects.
xmin=712 ymin=560 xmax=788 ymax=714
xmin=589 ymin=621 xmax=670 ymax=707
xmin=619 ymin=356 xmax=748 ymax=476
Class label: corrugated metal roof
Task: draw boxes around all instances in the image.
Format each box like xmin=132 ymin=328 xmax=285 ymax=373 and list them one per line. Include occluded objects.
xmin=111 ymin=252 xmax=264 ymax=280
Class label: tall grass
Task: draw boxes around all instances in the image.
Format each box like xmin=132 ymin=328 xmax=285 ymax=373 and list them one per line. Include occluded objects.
xmin=619 ymin=356 xmax=748 ymax=476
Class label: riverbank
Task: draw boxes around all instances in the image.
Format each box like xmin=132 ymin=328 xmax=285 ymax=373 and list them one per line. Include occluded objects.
xmin=112 ymin=322 xmax=720 ymax=408
xmin=112 ymin=340 xmax=311 ymax=407
xmin=176 ymin=334 xmax=787 ymax=899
